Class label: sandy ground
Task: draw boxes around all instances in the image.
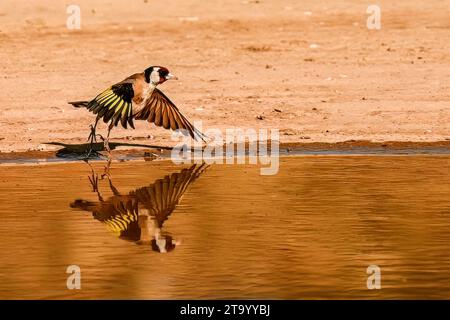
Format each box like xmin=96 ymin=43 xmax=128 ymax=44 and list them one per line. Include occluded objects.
xmin=0 ymin=0 xmax=449 ymax=153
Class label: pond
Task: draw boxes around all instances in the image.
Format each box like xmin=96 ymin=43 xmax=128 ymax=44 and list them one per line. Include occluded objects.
xmin=0 ymin=155 xmax=449 ymax=299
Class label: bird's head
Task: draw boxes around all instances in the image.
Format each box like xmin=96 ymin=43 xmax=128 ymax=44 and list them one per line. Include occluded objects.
xmin=144 ymin=66 xmax=178 ymax=86
xmin=150 ymin=235 xmax=178 ymax=253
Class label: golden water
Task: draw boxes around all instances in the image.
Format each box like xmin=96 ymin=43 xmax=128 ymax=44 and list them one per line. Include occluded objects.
xmin=0 ymin=156 xmax=450 ymax=299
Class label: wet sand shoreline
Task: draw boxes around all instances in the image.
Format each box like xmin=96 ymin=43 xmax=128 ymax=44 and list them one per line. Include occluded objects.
xmin=2 ymin=139 xmax=450 ymax=164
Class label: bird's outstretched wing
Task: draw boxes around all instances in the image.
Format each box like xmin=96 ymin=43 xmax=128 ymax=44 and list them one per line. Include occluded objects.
xmin=87 ymin=82 xmax=135 ymax=129
xmin=134 ymin=88 xmax=205 ymax=141
xmin=133 ymin=163 xmax=208 ymax=227
xmin=70 ymin=196 xmax=140 ymax=239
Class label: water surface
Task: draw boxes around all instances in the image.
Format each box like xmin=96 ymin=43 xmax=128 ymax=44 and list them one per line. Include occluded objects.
xmin=1 ymin=155 xmax=450 ymax=299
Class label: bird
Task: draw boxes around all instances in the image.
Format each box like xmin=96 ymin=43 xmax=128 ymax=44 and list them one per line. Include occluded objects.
xmin=70 ymin=163 xmax=208 ymax=253
xmin=68 ymin=66 xmax=205 ymax=154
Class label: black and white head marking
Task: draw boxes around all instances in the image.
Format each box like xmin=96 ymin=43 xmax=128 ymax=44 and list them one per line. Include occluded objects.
xmin=144 ymin=66 xmax=172 ymax=85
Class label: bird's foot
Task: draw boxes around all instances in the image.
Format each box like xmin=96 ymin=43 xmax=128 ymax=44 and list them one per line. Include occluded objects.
xmin=87 ymin=124 xmax=97 ymax=144
xmin=104 ymin=139 xmax=111 ymax=154
xmin=97 ymin=134 xmax=106 ymax=142
xmin=84 ymin=125 xmax=101 ymax=159
xmin=88 ymin=171 xmax=99 ymax=192
xmin=84 ymin=143 xmax=101 ymax=160
xmin=100 ymin=148 xmax=112 ymax=179
xmin=101 ymin=159 xmax=112 ymax=179
xmin=101 ymin=171 xmax=111 ymax=180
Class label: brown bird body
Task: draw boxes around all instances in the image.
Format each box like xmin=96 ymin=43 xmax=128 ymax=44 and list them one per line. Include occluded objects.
xmin=69 ymin=66 xmax=205 ymax=153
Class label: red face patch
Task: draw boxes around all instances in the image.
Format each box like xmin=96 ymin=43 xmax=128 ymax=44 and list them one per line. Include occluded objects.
xmin=158 ymin=67 xmax=170 ymax=84
xmin=159 ymin=67 xmax=169 ymax=76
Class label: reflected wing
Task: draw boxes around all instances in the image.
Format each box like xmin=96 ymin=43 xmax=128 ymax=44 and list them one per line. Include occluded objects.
xmin=88 ymin=82 xmax=135 ymax=129
xmin=71 ymin=195 xmax=140 ymax=239
xmin=133 ymin=163 xmax=208 ymax=226
xmin=94 ymin=196 xmax=140 ymax=238
xmin=134 ymin=88 xmax=205 ymax=141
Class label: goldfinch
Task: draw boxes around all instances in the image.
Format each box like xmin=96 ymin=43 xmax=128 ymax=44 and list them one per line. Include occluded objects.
xmin=69 ymin=66 xmax=205 ymax=151
xmin=70 ymin=163 xmax=208 ymax=253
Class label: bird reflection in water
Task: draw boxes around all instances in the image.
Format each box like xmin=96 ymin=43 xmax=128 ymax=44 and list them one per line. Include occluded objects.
xmin=70 ymin=163 xmax=208 ymax=253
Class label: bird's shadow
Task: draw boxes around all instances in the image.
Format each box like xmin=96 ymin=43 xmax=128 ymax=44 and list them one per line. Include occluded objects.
xmin=44 ymin=142 xmax=173 ymax=160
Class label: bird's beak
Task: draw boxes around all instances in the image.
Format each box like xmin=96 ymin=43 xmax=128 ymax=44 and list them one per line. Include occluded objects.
xmin=166 ymin=73 xmax=178 ymax=81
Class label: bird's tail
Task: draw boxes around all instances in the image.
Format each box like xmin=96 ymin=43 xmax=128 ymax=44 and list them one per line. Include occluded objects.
xmin=68 ymin=101 xmax=90 ymax=108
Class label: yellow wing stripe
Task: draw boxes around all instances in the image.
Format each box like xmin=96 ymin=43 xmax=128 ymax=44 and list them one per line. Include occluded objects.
xmin=97 ymin=92 xmax=115 ymax=104
xmin=101 ymin=95 xmax=118 ymax=106
xmin=89 ymin=86 xmax=134 ymax=128
xmin=108 ymin=220 xmax=123 ymax=232
xmin=109 ymin=97 xmax=122 ymax=110
xmin=115 ymin=100 xmax=125 ymax=113
xmin=106 ymin=222 xmax=118 ymax=233
xmin=112 ymin=218 xmax=126 ymax=231
xmin=97 ymin=89 xmax=114 ymax=100
xmin=106 ymin=224 xmax=121 ymax=236
xmin=122 ymin=103 xmax=130 ymax=116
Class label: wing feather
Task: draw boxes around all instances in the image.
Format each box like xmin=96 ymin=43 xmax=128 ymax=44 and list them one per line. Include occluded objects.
xmin=154 ymin=100 xmax=162 ymax=126
xmin=134 ymin=88 xmax=206 ymax=141
xmin=162 ymin=105 xmax=169 ymax=129
xmin=97 ymin=92 xmax=115 ymax=104
xmin=133 ymin=164 xmax=208 ymax=226
xmin=86 ymin=82 xmax=135 ymax=129
xmin=148 ymin=103 xmax=156 ymax=123
xmin=168 ymin=108 xmax=179 ymax=130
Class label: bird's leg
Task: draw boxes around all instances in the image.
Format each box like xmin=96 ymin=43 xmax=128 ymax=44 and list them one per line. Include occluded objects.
xmin=104 ymin=123 xmax=113 ymax=153
xmin=102 ymin=157 xmax=112 ymax=179
xmin=101 ymin=123 xmax=113 ymax=179
xmin=88 ymin=168 xmax=99 ymax=193
xmin=108 ymin=178 xmax=121 ymax=196
xmin=86 ymin=117 xmax=100 ymax=158
xmin=84 ymin=159 xmax=104 ymax=201
xmin=87 ymin=117 xmax=100 ymax=144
